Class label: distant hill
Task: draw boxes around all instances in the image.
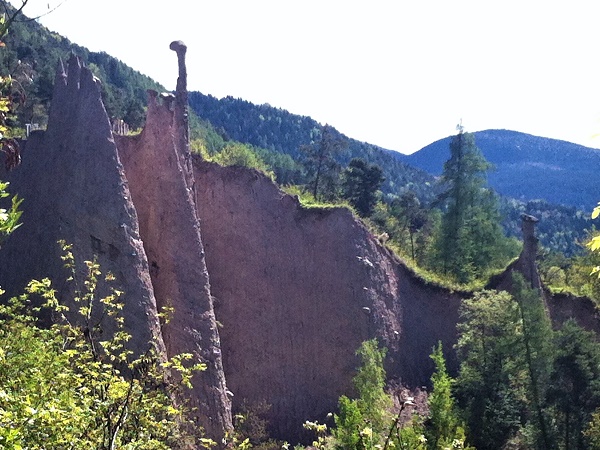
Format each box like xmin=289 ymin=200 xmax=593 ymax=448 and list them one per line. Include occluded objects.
xmin=398 ymin=130 xmax=600 ymax=211
xmin=187 ymin=96 xmax=594 ymax=255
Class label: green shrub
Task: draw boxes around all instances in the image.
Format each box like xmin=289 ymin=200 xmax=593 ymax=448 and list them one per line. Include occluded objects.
xmin=0 ymin=242 xmax=211 ymax=449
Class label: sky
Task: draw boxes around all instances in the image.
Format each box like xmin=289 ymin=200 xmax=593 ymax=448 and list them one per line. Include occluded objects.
xmin=11 ymin=0 xmax=600 ymax=154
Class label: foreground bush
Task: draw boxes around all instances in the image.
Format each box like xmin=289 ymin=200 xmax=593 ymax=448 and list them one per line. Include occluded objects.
xmin=0 ymin=242 xmax=211 ymax=449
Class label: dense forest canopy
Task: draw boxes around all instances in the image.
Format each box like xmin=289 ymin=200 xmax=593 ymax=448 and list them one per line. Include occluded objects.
xmin=188 ymin=92 xmax=438 ymax=203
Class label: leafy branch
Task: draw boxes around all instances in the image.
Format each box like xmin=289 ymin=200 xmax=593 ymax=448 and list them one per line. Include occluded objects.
xmin=0 ymin=241 xmax=214 ymax=449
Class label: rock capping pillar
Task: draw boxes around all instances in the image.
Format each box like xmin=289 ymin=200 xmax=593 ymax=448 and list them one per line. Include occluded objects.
xmin=0 ymin=46 xmax=233 ymax=441
xmin=486 ymin=213 xmax=546 ymax=297
xmin=116 ymin=42 xmax=232 ymax=440
xmin=169 ymin=40 xmax=195 ymax=198
xmin=519 ymin=213 xmax=542 ymax=291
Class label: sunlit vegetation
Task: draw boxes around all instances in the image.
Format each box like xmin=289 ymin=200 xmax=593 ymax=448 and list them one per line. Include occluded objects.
xmin=191 ymin=117 xmax=521 ymax=290
xmin=0 ymin=2 xmax=163 ymax=132
xmin=0 ymin=243 xmax=212 ymax=449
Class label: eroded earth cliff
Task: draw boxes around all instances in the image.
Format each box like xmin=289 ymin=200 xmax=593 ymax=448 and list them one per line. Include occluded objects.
xmin=1 ymin=43 xmax=598 ymax=444
xmin=0 ymin=48 xmax=232 ymax=440
xmin=193 ymin=160 xmax=462 ymax=439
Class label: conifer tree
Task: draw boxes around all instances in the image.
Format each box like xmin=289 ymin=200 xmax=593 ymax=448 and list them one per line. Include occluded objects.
xmin=426 ymin=343 xmax=472 ymax=450
xmin=547 ymin=320 xmax=600 ymax=450
xmin=455 ymin=289 xmax=528 ymax=449
xmin=300 ymin=125 xmax=346 ymax=201
xmin=391 ymin=191 xmax=428 ymax=260
xmin=333 ymin=339 xmax=391 ymax=449
xmin=434 ymin=124 xmax=507 ymax=283
xmin=512 ymin=273 xmax=555 ymax=450
xmin=341 ymin=158 xmax=384 ymax=217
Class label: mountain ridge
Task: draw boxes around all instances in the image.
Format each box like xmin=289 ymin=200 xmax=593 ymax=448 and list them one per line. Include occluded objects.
xmin=3 ymin=8 xmax=597 ymax=213
xmin=398 ymin=129 xmax=600 ymax=210
xmin=188 ymin=91 xmax=439 ymax=202
xmin=189 ymin=90 xmax=599 ymax=212
xmin=187 ymin=95 xmax=594 ymax=255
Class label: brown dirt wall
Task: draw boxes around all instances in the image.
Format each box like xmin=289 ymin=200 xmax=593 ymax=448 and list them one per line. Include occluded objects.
xmin=193 ymin=159 xmax=463 ymax=441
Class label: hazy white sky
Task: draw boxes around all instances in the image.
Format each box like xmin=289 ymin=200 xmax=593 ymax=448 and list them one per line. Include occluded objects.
xmin=12 ymin=0 xmax=600 ymax=154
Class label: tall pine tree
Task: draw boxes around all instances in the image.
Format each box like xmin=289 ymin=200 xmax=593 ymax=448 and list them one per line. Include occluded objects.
xmin=434 ymin=124 xmax=508 ymax=283
xmin=341 ymin=158 xmax=384 ymax=217
xmin=300 ymin=124 xmax=346 ymax=201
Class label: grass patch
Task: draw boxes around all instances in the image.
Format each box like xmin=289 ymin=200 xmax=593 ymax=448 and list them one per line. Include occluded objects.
xmin=281 ymin=185 xmax=354 ymax=211
xmin=362 ymin=217 xmax=518 ymax=294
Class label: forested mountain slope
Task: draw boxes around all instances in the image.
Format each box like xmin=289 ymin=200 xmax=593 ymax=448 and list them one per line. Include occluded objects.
xmin=0 ymin=9 xmax=163 ymax=130
xmin=1 ymin=11 xmax=593 ymax=257
xmin=188 ymin=92 xmax=438 ymax=202
xmin=400 ymin=129 xmax=600 ymax=211
xmin=188 ymin=93 xmax=594 ymax=256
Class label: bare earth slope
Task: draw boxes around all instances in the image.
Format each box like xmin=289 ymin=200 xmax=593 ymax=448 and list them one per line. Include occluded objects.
xmin=194 ymin=160 xmax=600 ymax=441
xmin=193 ymin=159 xmax=462 ymax=440
xmin=0 ymin=50 xmax=232 ymax=440
xmin=116 ymin=41 xmax=231 ymax=437
xmin=0 ymin=55 xmax=163 ymax=355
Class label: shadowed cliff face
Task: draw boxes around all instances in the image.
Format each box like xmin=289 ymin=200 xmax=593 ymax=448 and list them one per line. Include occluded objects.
xmin=116 ymin=90 xmax=231 ymax=437
xmin=111 ymin=41 xmax=233 ymax=439
xmin=0 ymin=51 xmax=233 ymax=440
xmin=192 ymin=161 xmax=600 ymax=442
xmin=193 ymin=159 xmax=463 ymax=440
xmin=0 ymin=55 xmax=163 ymax=355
